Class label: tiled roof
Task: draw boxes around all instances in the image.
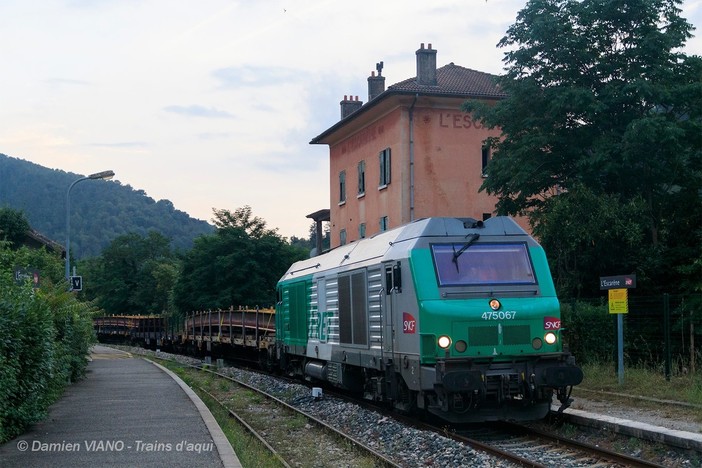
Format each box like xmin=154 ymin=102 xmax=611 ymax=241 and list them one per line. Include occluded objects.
xmin=24 ymin=229 xmax=63 ymax=253
xmin=387 ymin=63 xmax=505 ymax=98
xmin=310 ymin=62 xmax=505 ymax=144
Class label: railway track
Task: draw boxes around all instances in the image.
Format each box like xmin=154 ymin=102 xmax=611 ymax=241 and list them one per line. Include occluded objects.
xmin=190 ymin=361 xmax=667 ymax=467
xmin=344 ymin=395 xmax=667 ymax=468
xmin=170 ymin=361 xmax=400 ymax=467
xmin=118 ymin=346 xmax=688 ymax=467
xmin=453 ymin=421 xmax=665 ymax=468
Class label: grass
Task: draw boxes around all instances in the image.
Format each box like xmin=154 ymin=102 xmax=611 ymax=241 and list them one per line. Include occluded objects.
xmin=218 ymin=379 xmax=230 ymax=392
xmin=578 ymin=362 xmax=702 ymax=406
xmin=575 ymin=361 xmax=702 ymax=428
xmin=283 ymin=414 xmax=309 ymax=431
xmin=198 ymin=390 xmax=284 ymax=468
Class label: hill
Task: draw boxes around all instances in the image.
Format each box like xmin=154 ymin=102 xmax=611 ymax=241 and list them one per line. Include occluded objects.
xmin=0 ymin=153 xmax=214 ymax=258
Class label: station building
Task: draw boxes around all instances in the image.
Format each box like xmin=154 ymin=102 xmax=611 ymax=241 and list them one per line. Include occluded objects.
xmin=311 ymin=43 xmax=517 ymax=248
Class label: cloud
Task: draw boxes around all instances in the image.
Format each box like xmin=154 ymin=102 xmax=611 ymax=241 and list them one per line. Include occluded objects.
xmin=253 ymin=150 xmax=325 ymax=174
xmin=90 ymin=141 xmax=148 ymax=148
xmin=197 ymin=132 xmax=233 ymax=140
xmin=163 ymin=105 xmax=235 ymax=119
xmin=212 ymin=65 xmax=305 ymax=88
xmin=45 ymin=78 xmax=91 ymax=86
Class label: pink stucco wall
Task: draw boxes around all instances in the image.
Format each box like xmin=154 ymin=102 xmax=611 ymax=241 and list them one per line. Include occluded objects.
xmin=327 ymin=99 xmax=528 ymax=247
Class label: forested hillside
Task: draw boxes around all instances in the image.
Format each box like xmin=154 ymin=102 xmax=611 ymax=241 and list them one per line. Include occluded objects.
xmin=0 ymin=153 xmax=213 ymax=258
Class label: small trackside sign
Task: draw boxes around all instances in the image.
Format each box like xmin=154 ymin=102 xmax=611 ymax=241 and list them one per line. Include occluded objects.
xmin=403 ymin=312 xmax=416 ymax=334
xmin=544 ymin=316 xmax=561 ymax=330
xmin=70 ymin=275 xmax=83 ymax=291
xmin=599 ymin=274 xmax=636 ymax=290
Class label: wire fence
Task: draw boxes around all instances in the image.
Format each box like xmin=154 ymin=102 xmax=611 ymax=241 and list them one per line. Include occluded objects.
xmin=561 ymin=293 xmax=702 ymax=379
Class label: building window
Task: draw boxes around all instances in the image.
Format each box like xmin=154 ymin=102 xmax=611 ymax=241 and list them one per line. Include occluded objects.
xmin=357 ymin=160 xmax=365 ymax=196
xmin=379 ymin=216 xmax=388 ymax=232
xmin=482 ymin=213 xmax=492 ymax=221
xmin=339 ymin=229 xmax=347 ymax=245
xmin=481 ymin=145 xmax=490 ymax=177
xmin=379 ymin=148 xmax=391 ymax=187
xmin=359 ymin=223 xmax=366 ymax=239
xmin=339 ymin=170 xmax=346 ymax=204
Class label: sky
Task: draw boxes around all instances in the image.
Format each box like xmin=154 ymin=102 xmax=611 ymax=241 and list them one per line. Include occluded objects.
xmin=1 ymin=1 xmax=700 ymax=240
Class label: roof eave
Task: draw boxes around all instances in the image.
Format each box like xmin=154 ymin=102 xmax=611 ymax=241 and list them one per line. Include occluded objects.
xmin=309 ymin=88 xmax=505 ymax=145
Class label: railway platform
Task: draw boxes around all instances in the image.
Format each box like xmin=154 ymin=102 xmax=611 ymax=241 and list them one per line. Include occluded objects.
xmin=555 ymin=400 xmax=702 ymax=452
xmin=0 ymin=345 xmax=241 ymax=468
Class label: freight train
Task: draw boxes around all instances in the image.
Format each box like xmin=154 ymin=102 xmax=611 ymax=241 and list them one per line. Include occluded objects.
xmin=95 ymin=216 xmax=583 ymax=423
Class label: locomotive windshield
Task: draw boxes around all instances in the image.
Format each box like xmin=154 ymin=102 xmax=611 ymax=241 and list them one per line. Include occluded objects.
xmin=431 ymin=242 xmax=536 ymax=286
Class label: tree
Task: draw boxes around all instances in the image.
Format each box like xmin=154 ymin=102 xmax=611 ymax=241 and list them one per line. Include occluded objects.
xmin=290 ymin=222 xmax=331 ymax=253
xmin=212 ymin=205 xmax=274 ymax=239
xmin=289 ymin=234 xmax=313 ymax=251
xmin=81 ymin=231 xmax=178 ymax=315
xmin=0 ymin=207 xmax=30 ymax=247
xmin=530 ymin=185 xmax=652 ymax=297
xmin=174 ymin=207 xmax=308 ymax=311
xmin=464 ymin=0 xmax=701 ymax=296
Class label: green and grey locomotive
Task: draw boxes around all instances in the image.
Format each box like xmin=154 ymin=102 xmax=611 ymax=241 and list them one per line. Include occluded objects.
xmin=276 ymin=216 xmax=583 ymax=423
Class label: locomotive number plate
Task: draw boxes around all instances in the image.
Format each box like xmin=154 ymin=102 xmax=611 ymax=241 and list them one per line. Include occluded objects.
xmin=481 ymin=311 xmax=517 ymax=320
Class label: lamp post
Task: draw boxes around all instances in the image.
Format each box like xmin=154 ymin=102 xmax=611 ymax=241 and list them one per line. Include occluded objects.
xmin=65 ymin=170 xmax=115 ymax=284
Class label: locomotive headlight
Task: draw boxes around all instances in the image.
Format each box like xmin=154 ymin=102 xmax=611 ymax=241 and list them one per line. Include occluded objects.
xmin=489 ymin=299 xmax=501 ymax=311
xmin=544 ymin=332 xmax=557 ymax=345
xmin=438 ymin=335 xmax=452 ymax=349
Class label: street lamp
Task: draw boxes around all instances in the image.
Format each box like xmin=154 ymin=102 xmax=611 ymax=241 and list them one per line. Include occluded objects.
xmin=65 ymin=170 xmax=115 ymax=284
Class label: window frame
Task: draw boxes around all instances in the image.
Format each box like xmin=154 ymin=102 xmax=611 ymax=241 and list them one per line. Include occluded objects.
xmin=430 ymin=242 xmax=538 ymax=288
xmin=339 ymin=229 xmax=347 ymax=246
xmin=357 ymin=160 xmax=365 ymax=196
xmin=379 ymin=148 xmax=391 ymax=188
xmin=339 ymin=170 xmax=346 ymax=204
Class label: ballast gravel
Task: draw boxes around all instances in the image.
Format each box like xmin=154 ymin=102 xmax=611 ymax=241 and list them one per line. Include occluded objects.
xmin=124 ymin=347 xmax=516 ymax=467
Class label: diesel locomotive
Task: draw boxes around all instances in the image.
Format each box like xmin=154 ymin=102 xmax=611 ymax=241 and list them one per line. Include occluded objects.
xmin=275 ymin=216 xmax=583 ymax=422
xmin=95 ymin=216 xmax=583 ymax=423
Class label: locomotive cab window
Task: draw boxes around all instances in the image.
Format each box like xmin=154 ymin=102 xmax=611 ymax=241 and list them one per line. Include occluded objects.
xmin=431 ymin=243 xmax=537 ymax=287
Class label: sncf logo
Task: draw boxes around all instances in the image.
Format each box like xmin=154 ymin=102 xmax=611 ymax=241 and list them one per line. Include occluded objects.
xmin=544 ymin=317 xmax=561 ymax=330
xmin=403 ymin=312 xmax=416 ymax=334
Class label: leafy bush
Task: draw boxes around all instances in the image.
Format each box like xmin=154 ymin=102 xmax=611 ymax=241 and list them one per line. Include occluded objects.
xmin=0 ymin=244 xmax=97 ymax=443
xmin=561 ymin=299 xmax=616 ymax=365
xmin=0 ymin=279 xmax=54 ymax=442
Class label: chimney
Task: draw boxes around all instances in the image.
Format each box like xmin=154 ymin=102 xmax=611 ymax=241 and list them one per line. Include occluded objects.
xmin=340 ymin=95 xmax=363 ymax=119
xmin=416 ymin=43 xmax=437 ymax=86
xmin=367 ymin=61 xmax=385 ymax=101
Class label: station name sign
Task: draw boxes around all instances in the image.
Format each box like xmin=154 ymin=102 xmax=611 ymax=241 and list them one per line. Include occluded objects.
xmin=599 ymin=274 xmax=637 ymax=290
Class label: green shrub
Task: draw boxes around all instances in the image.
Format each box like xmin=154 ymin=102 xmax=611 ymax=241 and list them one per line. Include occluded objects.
xmin=0 ymin=278 xmax=55 ymax=441
xmin=561 ymin=300 xmax=616 ymax=364
xmin=0 ymin=245 xmax=97 ymax=443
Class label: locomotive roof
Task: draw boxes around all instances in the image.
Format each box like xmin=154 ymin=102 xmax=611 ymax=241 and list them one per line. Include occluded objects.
xmin=278 ymin=217 xmax=529 ymax=283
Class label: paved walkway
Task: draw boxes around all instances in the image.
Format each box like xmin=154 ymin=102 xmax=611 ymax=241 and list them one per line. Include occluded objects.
xmin=0 ymin=346 xmax=241 ymax=467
